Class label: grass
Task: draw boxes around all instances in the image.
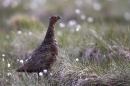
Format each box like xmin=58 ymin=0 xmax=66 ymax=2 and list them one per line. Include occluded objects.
xmin=0 ymin=0 xmax=130 ymax=85
xmin=0 ymin=17 xmax=130 ymax=86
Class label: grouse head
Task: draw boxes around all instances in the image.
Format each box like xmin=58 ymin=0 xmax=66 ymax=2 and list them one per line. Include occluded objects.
xmin=50 ymin=15 xmax=61 ymax=24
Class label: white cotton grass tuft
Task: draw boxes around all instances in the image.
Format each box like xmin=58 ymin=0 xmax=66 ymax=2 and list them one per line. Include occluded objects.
xmin=103 ymin=55 xmax=106 ymax=58
xmin=17 ymin=30 xmax=22 ymax=34
xmin=87 ymin=17 xmax=94 ymax=23
xmin=28 ymin=31 xmax=32 ymax=35
xmin=80 ymin=15 xmax=86 ymax=20
xmin=2 ymin=58 xmax=5 ymax=61
xmin=76 ymin=25 xmax=81 ymax=32
xmin=7 ymin=72 xmax=12 ymax=76
xmin=17 ymin=59 xmax=19 ymax=62
xmin=75 ymin=9 xmax=80 ymax=14
xmin=2 ymin=54 xmax=5 ymax=57
xmin=2 ymin=55 xmax=5 ymax=62
xmin=43 ymin=69 xmax=47 ymax=73
xmin=62 ymin=55 xmax=65 ymax=57
xmin=93 ymin=3 xmax=101 ymax=11
xmin=50 ymin=73 xmax=53 ymax=76
xmin=76 ymin=58 xmax=79 ymax=62
xmin=76 ymin=28 xmax=80 ymax=32
xmin=124 ymin=12 xmax=130 ymax=21
xmin=59 ymin=23 xmax=65 ymax=28
xmin=2 ymin=0 xmax=11 ymax=7
xmin=39 ymin=72 xmax=43 ymax=76
xmin=7 ymin=63 xmax=11 ymax=67
xmin=20 ymin=60 xmax=23 ymax=63
xmin=68 ymin=20 xmax=77 ymax=27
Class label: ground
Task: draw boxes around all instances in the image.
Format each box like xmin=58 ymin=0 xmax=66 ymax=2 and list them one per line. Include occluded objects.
xmin=0 ymin=0 xmax=130 ymax=86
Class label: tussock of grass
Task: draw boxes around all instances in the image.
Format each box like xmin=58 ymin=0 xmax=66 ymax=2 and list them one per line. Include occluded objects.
xmin=0 ymin=21 xmax=130 ymax=86
xmin=9 ymin=14 xmax=44 ymax=30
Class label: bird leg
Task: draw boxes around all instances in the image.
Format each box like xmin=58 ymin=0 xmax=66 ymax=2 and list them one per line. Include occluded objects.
xmin=37 ymin=72 xmax=41 ymax=83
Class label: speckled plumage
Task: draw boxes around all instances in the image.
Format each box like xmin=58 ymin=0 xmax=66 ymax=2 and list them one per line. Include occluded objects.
xmin=16 ymin=15 xmax=61 ymax=74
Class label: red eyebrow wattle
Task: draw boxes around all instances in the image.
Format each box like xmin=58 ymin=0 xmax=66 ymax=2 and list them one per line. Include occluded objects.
xmin=52 ymin=15 xmax=57 ymax=18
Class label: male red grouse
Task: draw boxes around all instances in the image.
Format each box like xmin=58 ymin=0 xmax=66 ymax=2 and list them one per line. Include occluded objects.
xmin=16 ymin=15 xmax=61 ymax=75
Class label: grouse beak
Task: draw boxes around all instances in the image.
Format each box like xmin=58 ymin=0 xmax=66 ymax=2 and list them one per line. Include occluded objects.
xmin=58 ymin=16 xmax=62 ymax=19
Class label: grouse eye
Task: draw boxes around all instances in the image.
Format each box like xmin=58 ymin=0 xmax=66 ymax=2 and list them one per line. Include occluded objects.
xmin=50 ymin=15 xmax=59 ymax=19
xmin=54 ymin=16 xmax=57 ymax=18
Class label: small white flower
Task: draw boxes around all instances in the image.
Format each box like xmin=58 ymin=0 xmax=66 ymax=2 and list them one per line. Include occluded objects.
xmin=50 ymin=73 xmax=53 ymax=76
xmin=7 ymin=72 xmax=11 ymax=76
xmin=124 ymin=12 xmax=130 ymax=21
xmin=68 ymin=20 xmax=77 ymax=26
xmin=59 ymin=23 xmax=65 ymax=28
xmin=39 ymin=72 xmax=43 ymax=76
xmin=7 ymin=63 xmax=11 ymax=67
xmin=93 ymin=3 xmax=101 ymax=11
xmin=43 ymin=69 xmax=47 ymax=73
xmin=2 ymin=58 xmax=5 ymax=61
xmin=75 ymin=9 xmax=80 ymax=14
xmin=87 ymin=17 xmax=94 ymax=23
xmin=76 ymin=28 xmax=80 ymax=32
xmin=17 ymin=59 xmax=19 ymax=62
xmin=76 ymin=25 xmax=81 ymax=32
xmin=28 ymin=31 xmax=32 ymax=35
xmin=20 ymin=60 xmax=24 ymax=64
xmin=2 ymin=54 xmax=5 ymax=57
xmin=62 ymin=55 xmax=65 ymax=57
xmin=17 ymin=30 xmax=22 ymax=34
xmin=80 ymin=15 xmax=86 ymax=20
xmin=2 ymin=0 xmax=10 ymax=7
xmin=76 ymin=58 xmax=79 ymax=62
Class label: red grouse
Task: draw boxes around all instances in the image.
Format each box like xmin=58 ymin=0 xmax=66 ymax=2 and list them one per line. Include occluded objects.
xmin=16 ymin=15 xmax=61 ymax=75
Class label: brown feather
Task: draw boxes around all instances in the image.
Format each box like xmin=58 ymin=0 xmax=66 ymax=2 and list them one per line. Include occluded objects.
xmin=16 ymin=15 xmax=61 ymax=73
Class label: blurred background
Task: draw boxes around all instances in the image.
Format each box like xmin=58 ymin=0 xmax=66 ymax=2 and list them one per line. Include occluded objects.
xmin=0 ymin=0 xmax=130 ymax=32
xmin=1 ymin=0 xmax=130 ymax=62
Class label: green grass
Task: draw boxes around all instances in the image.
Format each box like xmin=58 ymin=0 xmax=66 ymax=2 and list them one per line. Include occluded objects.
xmin=0 ymin=0 xmax=130 ymax=85
xmin=0 ymin=18 xmax=130 ymax=86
